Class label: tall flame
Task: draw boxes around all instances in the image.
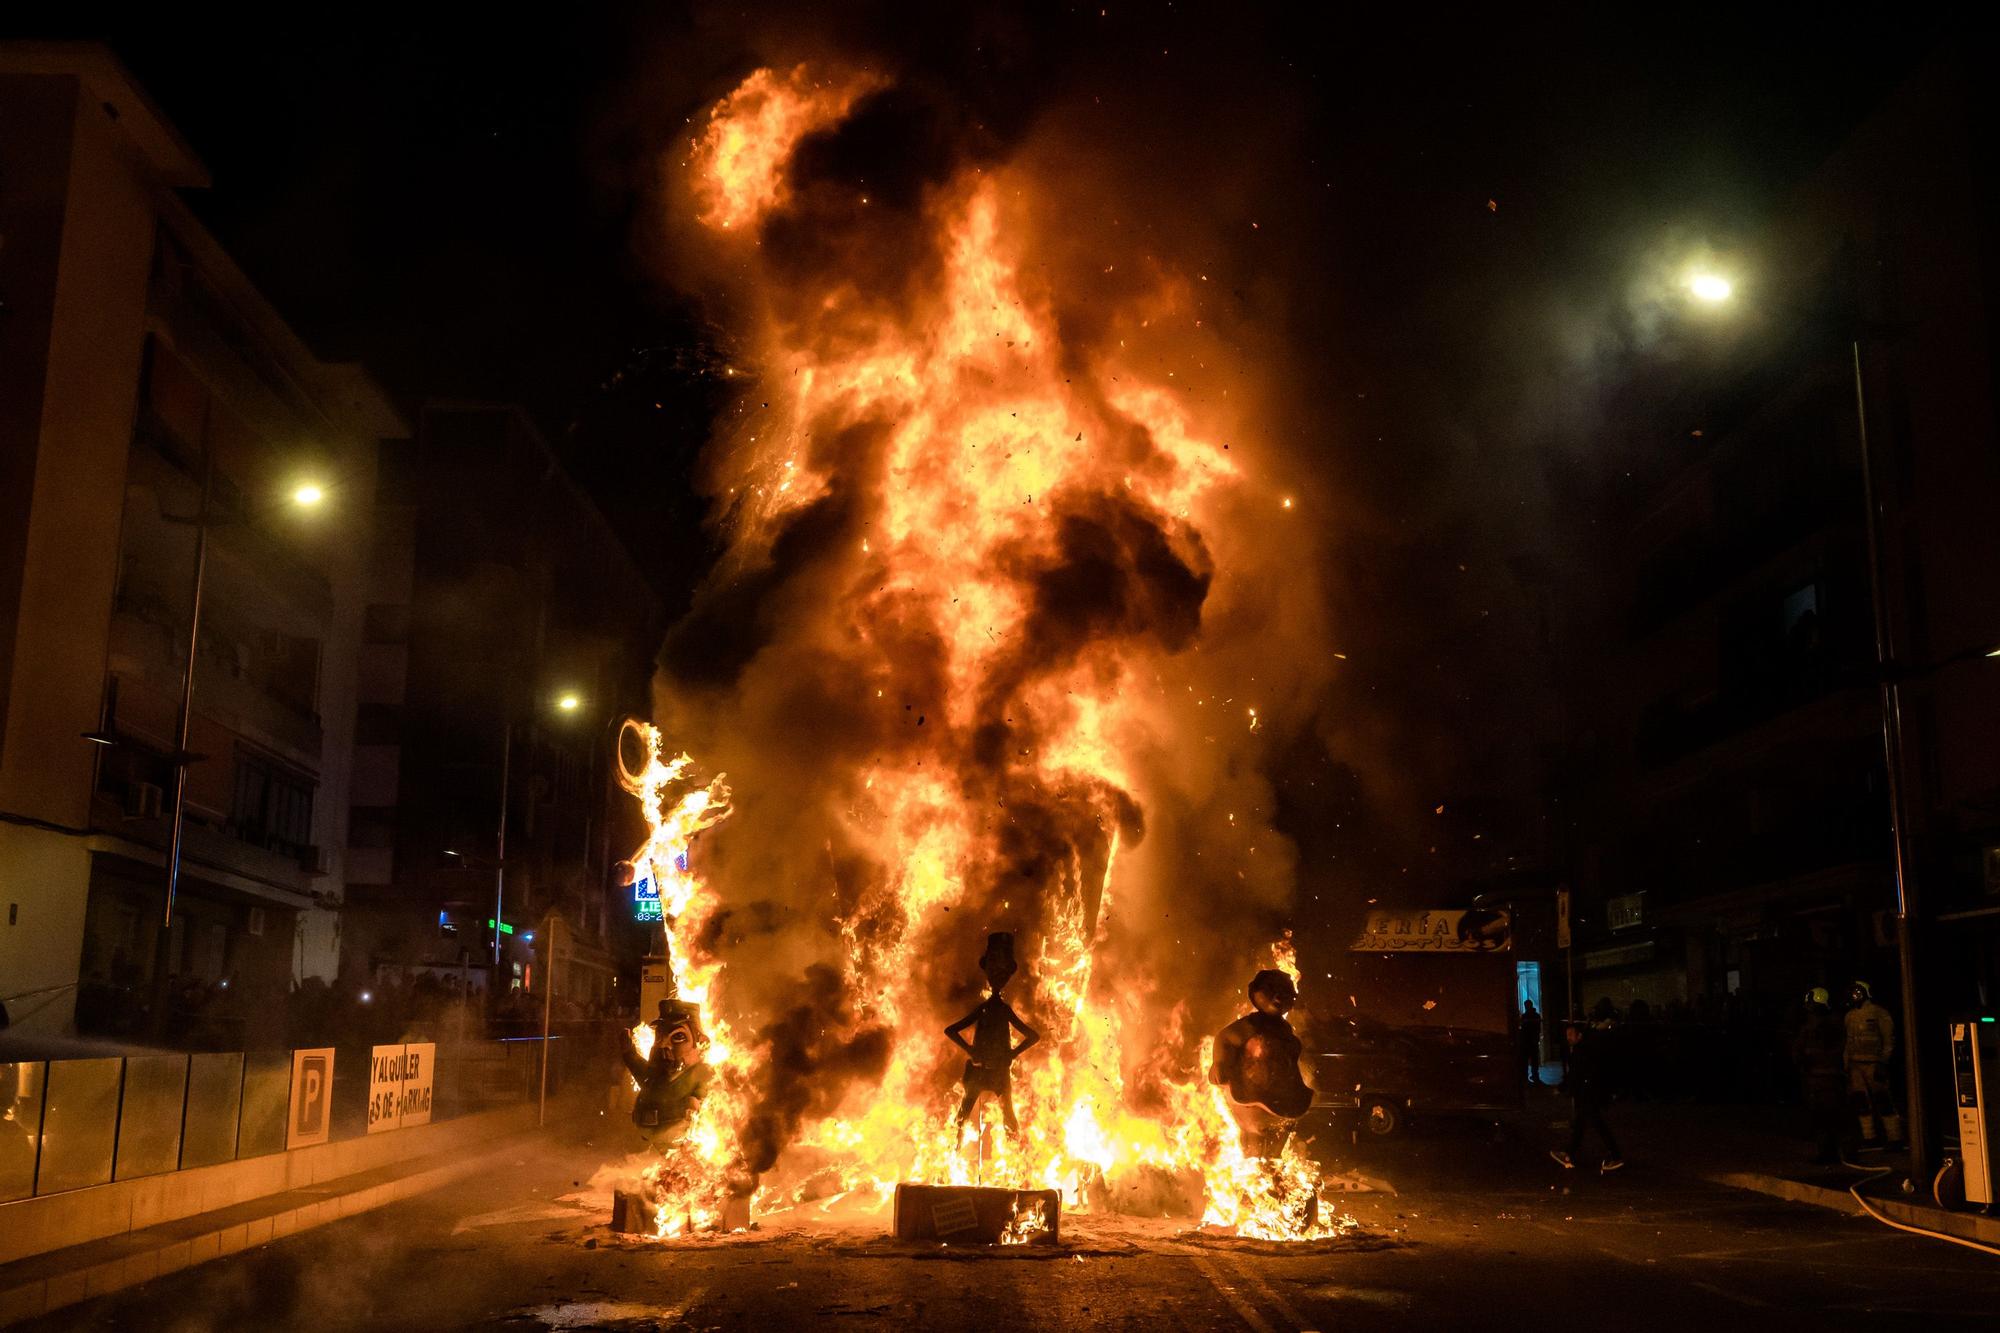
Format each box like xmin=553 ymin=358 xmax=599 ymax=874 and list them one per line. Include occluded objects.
xmin=622 ymin=65 xmax=1340 ymax=1242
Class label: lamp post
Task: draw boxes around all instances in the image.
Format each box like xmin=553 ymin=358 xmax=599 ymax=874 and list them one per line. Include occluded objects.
xmin=159 ymin=453 xmax=215 ymax=942
xmin=538 ymin=911 xmax=562 ymax=1127
xmin=95 ymin=458 xmax=327 ymax=1038
xmin=1851 ymin=338 xmax=1930 ymax=1182
xmin=1667 ymin=272 xmax=1937 ymax=1176
xmin=492 ymin=719 xmax=512 ymax=968
xmin=158 ymin=466 xmax=327 ymax=933
xmin=487 ymin=692 xmax=598 ymax=974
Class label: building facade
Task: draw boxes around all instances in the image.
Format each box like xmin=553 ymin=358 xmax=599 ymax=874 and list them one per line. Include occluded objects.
xmin=1569 ymin=57 xmax=2000 ymax=1101
xmin=340 ymin=403 xmax=661 ymax=1012
xmin=0 ymin=45 xmax=405 ymax=1043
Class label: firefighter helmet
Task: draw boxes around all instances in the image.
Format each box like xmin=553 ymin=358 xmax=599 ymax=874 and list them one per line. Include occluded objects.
xmin=1805 ymin=987 xmax=1830 ymax=1008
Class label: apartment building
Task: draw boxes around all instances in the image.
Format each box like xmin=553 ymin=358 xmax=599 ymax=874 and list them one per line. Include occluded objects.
xmin=0 ymin=45 xmax=406 ymax=1043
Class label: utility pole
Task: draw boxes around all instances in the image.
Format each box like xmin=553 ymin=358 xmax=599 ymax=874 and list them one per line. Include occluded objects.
xmin=147 ymin=453 xmax=214 ymax=1039
xmin=494 ymin=720 xmax=512 ymax=968
xmin=538 ymin=913 xmax=560 ymax=1127
xmin=1853 ymin=338 xmax=1929 ymax=1183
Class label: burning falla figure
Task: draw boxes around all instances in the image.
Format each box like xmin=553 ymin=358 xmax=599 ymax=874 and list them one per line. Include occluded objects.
xmin=945 ymin=932 xmax=1041 ymax=1141
xmin=1209 ymin=969 xmax=1314 ymax=1157
xmin=621 ymin=995 xmax=713 ymax=1147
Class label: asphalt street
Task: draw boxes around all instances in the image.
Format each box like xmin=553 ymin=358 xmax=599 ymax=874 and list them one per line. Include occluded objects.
xmin=30 ymin=1107 xmax=2000 ymax=1332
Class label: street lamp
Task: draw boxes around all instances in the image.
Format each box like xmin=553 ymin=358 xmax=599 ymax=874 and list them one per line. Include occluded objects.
xmin=1688 ymin=273 xmax=1734 ymax=303
xmin=485 ymin=688 xmax=591 ymax=970
xmin=157 ymin=464 xmax=331 ymax=931
xmin=1675 ymin=265 xmax=1929 ymax=1174
xmin=91 ymin=459 xmax=332 ymax=1038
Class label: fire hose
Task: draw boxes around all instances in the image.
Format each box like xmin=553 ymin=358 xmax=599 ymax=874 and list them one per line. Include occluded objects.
xmin=1837 ymin=1154 xmax=2000 ymax=1257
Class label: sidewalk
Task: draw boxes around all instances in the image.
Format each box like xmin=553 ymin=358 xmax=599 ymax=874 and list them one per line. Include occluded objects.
xmin=1552 ymin=1092 xmax=2000 ymax=1251
xmin=0 ymin=1099 xmax=590 ymax=1326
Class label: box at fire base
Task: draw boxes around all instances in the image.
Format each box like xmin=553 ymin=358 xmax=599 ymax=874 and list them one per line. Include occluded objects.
xmin=610 ymin=1189 xmax=752 ymax=1235
xmin=891 ymin=1183 xmax=1061 ymax=1245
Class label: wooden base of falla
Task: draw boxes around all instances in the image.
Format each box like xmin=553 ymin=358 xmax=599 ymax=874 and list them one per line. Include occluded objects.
xmin=891 ymin=1183 xmax=1061 ymax=1245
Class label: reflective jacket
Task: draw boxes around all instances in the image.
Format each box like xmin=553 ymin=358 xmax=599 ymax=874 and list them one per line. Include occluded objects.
xmin=1843 ymin=1000 xmax=1895 ymax=1065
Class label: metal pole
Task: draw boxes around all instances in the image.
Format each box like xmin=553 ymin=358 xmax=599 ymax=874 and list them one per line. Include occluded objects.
xmin=538 ymin=915 xmax=557 ymax=1128
xmin=1853 ymin=338 xmax=1928 ymax=1180
xmin=1565 ymin=938 xmax=1576 ymax=1020
xmin=150 ymin=456 xmax=212 ymax=1040
xmin=494 ymin=720 xmax=511 ymax=968
xmin=163 ymin=456 xmax=212 ymax=931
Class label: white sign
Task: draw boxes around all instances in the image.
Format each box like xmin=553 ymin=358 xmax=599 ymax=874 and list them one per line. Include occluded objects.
xmin=287 ymin=1047 xmax=335 ymax=1150
xmin=402 ymin=1042 xmax=435 ymax=1126
xmin=366 ymin=1042 xmax=437 ymax=1133
xmin=1352 ymin=908 xmax=1512 ymax=953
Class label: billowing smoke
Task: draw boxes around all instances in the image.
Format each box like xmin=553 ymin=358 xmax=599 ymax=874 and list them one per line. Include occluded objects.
xmin=632 ymin=16 xmax=1333 ymax=1187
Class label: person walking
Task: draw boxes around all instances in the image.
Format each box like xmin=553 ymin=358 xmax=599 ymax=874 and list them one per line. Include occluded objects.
xmin=1792 ymin=987 xmax=1845 ymax=1165
xmin=1551 ymin=1019 xmax=1623 ymax=1173
xmin=1519 ymin=1000 xmax=1544 ymax=1086
xmin=1843 ymin=980 xmax=1901 ymax=1148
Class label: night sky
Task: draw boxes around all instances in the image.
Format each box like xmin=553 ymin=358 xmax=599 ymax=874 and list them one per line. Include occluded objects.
xmin=19 ymin=3 xmax=1956 ymax=897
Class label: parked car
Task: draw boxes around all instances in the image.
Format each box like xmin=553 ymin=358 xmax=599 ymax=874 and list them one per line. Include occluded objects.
xmin=1308 ymin=1014 xmax=1520 ymax=1137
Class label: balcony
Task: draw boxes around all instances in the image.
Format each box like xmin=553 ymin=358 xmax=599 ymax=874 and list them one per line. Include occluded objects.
xmin=88 ymin=792 xmax=317 ymax=905
xmin=108 ymin=596 xmax=323 ymax=765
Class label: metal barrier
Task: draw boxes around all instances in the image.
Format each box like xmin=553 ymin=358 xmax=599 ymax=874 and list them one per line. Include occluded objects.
xmin=0 ymin=1025 xmax=618 ymax=1202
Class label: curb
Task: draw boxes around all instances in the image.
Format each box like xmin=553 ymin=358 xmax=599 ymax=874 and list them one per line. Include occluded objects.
xmin=1703 ymin=1170 xmax=2000 ymax=1249
xmin=0 ymin=1128 xmax=535 ymax=1325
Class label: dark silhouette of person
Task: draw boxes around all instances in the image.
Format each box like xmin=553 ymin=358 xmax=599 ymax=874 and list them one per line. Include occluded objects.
xmin=1792 ymin=987 xmax=1845 ymax=1165
xmin=1520 ymin=1000 xmax=1543 ymax=1085
xmin=1551 ymin=1020 xmax=1623 ymax=1173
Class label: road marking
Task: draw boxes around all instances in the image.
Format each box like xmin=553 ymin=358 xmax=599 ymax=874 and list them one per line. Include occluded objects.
xmin=1687 ymin=1279 xmax=1769 ymax=1308
xmin=1226 ymin=1255 xmax=1315 ymax=1330
xmin=452 ymin=1202 xmax=583 ymax=1234
xmin=1192 ymin=1256 xmax=1283 ymax=1333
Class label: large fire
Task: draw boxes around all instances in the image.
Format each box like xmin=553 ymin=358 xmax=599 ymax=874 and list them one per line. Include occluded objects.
xmin=616 ymin=64 xmax=1340 ymax=1243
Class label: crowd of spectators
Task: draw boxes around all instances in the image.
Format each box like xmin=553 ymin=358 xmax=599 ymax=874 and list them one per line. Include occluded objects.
xmin=71 ymin=963 xmax=632 ymax=1053
xmin=1560 ymin=990 xmax=1843 ymax=1107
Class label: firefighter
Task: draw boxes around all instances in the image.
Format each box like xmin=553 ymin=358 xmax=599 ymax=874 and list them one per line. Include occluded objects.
xmin=1792 ymin=988 xmax=1845 ymax=1164
xmin=1842 ymin=980 xmax=1901 ymax=1147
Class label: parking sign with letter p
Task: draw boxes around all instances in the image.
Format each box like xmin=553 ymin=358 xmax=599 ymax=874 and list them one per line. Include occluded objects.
xmin=288 ymin=1047 xmax=335 ymax=1149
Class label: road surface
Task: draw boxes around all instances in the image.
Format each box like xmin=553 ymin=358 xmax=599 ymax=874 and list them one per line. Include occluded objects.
xmin=31 ymin=1110 xmax=2000 ymax=1330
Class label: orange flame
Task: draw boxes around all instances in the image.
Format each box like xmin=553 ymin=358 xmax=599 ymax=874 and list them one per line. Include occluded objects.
xmin=624 ymin=65 xmax=1340 ymax=1243
xmin=689 ymin=65 xmax=881 ymax=231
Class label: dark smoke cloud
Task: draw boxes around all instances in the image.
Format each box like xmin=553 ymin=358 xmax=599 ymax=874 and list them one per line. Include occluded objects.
xmin=741 ymin=964 xmax=893 ymax=1175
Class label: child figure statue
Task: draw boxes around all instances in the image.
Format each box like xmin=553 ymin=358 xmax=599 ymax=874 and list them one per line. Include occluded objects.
xmin=945 ymin=932 xmax=1041 ymax=1142
xmin=1209 ymin=968 xmax=1314 ymax=1157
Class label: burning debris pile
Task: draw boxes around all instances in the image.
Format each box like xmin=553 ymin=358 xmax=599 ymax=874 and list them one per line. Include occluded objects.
xmin=607 ymin=58 xmax=1341 ymax=1244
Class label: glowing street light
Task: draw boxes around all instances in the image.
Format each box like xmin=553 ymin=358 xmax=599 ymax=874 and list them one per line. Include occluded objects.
xmin=291 ymin=481 xmax=326 ymax=507
xmin=1688 ymin=273 xmax=1733 ymax=304
xmin=556 ymin=692 xmax=582 ymax=712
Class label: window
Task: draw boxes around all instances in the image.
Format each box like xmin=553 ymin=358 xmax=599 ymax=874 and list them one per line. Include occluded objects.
xmin=231 ymin=751 xmax=317 ymax=859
